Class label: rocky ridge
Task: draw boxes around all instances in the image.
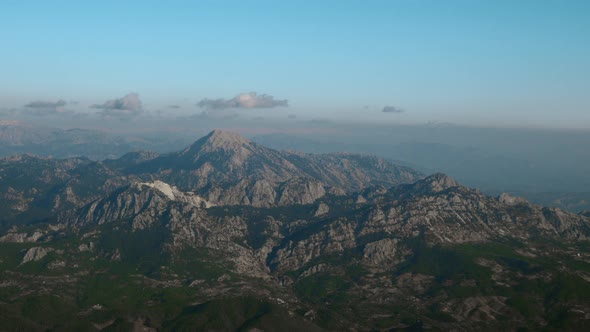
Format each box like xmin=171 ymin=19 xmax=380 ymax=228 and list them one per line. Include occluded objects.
xmin=0 ymin=129 xmax=421 ymax=223
xmin=58 ymin=172 xmax=590 ymax=277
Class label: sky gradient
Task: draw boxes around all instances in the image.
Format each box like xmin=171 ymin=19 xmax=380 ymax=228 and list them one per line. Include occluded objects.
xmin=1 ymin=0 xmax=589 ymax=128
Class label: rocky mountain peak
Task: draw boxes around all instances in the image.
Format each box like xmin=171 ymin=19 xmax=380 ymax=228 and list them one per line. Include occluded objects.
xmin=418 ymin=172 xmax=459 ymax=192
xmin=178 ymin=129 xmax=254 ymax=164
xmin=199 ymin=129 xmax=251 ymax=150
xmin=498 ymin=192 xmax=529 ymax=206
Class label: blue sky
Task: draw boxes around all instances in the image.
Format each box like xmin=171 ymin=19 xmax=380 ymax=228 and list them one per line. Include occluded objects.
xmin=0 ymin=0 xmax=589 ymax=128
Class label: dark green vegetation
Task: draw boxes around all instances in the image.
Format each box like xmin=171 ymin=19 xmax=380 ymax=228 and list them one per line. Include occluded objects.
xmin=283 ymin=238 xmax=590 ymax=331
xmin=2 ymin=213 xmax=590 ymax=330
xmin=0 ymin=231 xmax=320 ymax=331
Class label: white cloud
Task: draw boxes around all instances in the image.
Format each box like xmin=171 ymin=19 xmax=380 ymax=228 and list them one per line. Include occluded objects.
xmin=197 ymin=92 xmax=288 ymax=110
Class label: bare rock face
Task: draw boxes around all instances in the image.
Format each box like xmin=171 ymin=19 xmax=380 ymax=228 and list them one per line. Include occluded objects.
xmin=281 ymin=152 xmax=421 ymax=192
xmin=249 ymin=180 xmax=278 ymax=206
xmin=356 ymin=175 xmax=590 ymax=243
xmin=443 ymin=296 xmax=513 ymax=322
xmin=270 ymin=220 xmax=358 ymax=273
xmin=536 ymin=207 xmax=590 ymax=240
xmin=66 ymin=180 xmax=212 ymax=228
xmin=300 ymin=263 xmax=329 ymax=278
xmin=363 ymin=238 xmax=398 ymax=266
xmin=137 ymin=180 xmax=214 ymax=208
xmin=498 ymin=193 xmax=529 ymax=205
xmin=314 ymin=202 xmax=330 ymax=217
xmin=78 ymin=242 xmax=95 ymax=252
xmin=0 ymin=230 xmax=44 ymax=243
xmin=410 ymin=173 xmax=459 ymax=193
xmin=195 ymin=129 xmax=252 ymax=160
xmin=277 ymin=179 xmax=326 ymax=206
xmin=355 ymin=194 xmax=368 ymax=204
xmin=21 ymin=247 xmax=51 ymax=264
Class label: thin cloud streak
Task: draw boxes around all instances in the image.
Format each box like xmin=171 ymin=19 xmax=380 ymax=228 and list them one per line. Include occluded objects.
xmin=382 ymin=106 xmax=404 ymax=113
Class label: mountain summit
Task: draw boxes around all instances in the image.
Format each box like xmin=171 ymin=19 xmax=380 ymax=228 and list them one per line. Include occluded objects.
xmin=411 ymin=172 xmax=460 ymax=193
xmin=200 ymin=129 xmax=251 ymax=149
xmin=182 ymin=129 xmax=253 ymax=156
xmin=124 ymin=129 xmax=422 ymax=207
xmin=173 ymin=129 xmax=287 ymax=171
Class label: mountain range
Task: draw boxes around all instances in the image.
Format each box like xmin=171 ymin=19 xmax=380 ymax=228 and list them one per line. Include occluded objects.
xmin=1 ymin=130 xmax=590 ymax=331
xmin=0 ymin=120 xmax=193 ymax=160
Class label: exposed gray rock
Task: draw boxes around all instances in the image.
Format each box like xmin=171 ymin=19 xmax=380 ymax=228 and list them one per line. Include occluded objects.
xmin=300 ymin=263 xmax=329 ymax=279
xmin=429 ymin=173 xmax=459 ymax=191
xmin=356 ymin=194 xmax=367 ymax=204
xmin=136 ymin=180 xmax=214 ymax=208
xmin=110 ymin=249 xmax=121 ymax=261
xmin=443 ymin=296 xmax=513 ymax=322
xmin=78 ymin=242 xmax=95 ymax=252
xmin=21 ymin=247 xmax=51 ymax=264
xmin=217 ymin=274 xmax=231 ymax=282
xmin=314 ymin=202 xmax=330 ymax=216
xmin=498 ymin=193 xmax=529 ymax=205
xmin=0 ymin=231 xmax=43 ymax=243
xmin=277 ymin=179 xmax=326 ymax=206
xmin=363 ymin=238 xmax=398 ymax=266
xmin=270 ymin=220 xmax=357 ymax=273
xmin=189 ymin=279 xmax=205 ymax=287
xmin=48 ymin=260 xmax=66 ymax=269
